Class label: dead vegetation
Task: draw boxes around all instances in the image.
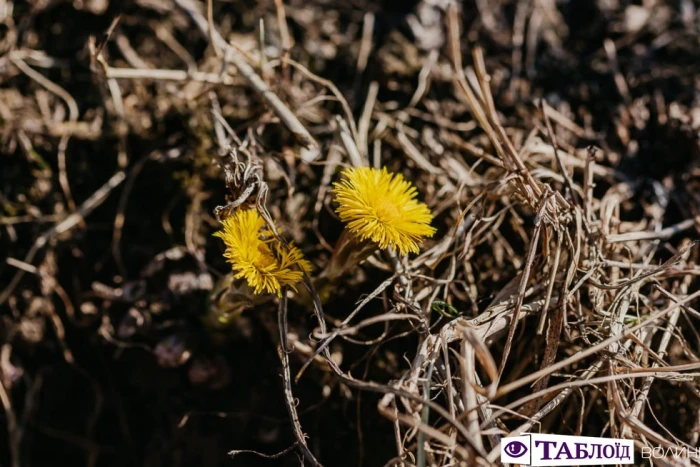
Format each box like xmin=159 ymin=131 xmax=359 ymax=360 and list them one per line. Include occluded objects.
xmin=1 ymin=0 xmax=700 ymax=466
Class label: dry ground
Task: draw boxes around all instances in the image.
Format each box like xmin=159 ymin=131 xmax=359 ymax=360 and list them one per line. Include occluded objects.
xmin=1 ymin=0 xmax=699 ymax=466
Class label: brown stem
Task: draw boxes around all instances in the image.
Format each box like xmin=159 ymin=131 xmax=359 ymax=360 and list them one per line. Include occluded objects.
xmin=295 ymin=231 xmax=377 ymax=306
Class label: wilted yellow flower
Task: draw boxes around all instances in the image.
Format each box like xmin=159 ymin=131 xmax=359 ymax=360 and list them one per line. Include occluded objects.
xmin=214 ymin=209 xmax=311 ymax=297
xmin=333 ymin=167 xmax=436 ymax=255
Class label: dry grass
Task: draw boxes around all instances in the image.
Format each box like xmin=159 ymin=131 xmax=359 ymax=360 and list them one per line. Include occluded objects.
xmin=1 ymin=0 xmax=699 ymax=466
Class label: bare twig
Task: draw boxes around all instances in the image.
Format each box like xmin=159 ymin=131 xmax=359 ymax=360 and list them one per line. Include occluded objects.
xmin=173 ymin=0 xmax=317 ymax=148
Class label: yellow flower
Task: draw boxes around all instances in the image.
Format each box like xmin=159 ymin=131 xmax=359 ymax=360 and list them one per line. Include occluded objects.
xmin=214 ymin=209 xmax=311 ymax=297
xmin=333 ymin=167 xmax=436 ymax=255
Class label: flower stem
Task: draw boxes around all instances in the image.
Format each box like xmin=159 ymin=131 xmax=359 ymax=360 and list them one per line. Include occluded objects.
xmin=294 ymin=231 xmax=377 ymax=306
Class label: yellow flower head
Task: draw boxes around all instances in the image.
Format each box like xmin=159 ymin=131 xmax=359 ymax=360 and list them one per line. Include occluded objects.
xmin=333 ymin=167 xmax=436 ymax=255
xmin=214 ymin=209 xmax=311 ymax=297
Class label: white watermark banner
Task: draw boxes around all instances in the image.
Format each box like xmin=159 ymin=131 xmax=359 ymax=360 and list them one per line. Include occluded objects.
xmin=500 ymin=433 xmax=634 ymax=466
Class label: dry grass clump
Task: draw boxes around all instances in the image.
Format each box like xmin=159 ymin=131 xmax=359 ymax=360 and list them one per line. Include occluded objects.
xmin=1 ymin=0 xmax=699 ymax=466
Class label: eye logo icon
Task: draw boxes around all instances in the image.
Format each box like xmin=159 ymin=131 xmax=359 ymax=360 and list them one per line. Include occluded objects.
xmin=504 ymin=440 xmax=528 ymax=458
xmin=500 ymin=435 xmax=531 ymax=464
